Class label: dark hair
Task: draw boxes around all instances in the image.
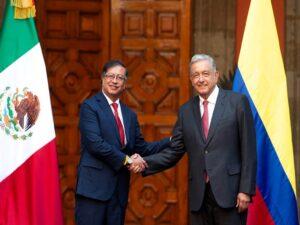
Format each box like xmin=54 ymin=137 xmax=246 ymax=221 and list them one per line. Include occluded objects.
xmin=101 ymin=60 xmax=128 ymax=77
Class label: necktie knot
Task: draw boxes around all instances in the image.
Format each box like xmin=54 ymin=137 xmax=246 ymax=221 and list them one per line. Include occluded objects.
xmin=112 ymin=102 xmax=118 ymax=111
xmin=203 ymin=100 xmax=208 ymax=106
xmin=111 ymin=102 xmax=125 ymax=146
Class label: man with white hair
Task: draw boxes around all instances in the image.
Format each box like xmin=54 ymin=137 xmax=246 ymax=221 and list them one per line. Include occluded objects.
xmin=142 ymin=54 xmax=257 ymax=225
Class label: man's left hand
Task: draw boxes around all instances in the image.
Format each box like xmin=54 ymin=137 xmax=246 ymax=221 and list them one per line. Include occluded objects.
xmin=236 ymin=192 xmax=250 ymax=213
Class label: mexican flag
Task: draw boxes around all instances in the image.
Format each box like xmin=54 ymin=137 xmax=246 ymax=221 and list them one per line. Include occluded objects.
xmin=0 ymin=1 xmax=63 ymax=225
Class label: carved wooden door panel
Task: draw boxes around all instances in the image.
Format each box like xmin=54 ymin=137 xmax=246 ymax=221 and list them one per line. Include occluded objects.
xmin=35 ymin=1 xmax=110 ymax=225
xmin=110 ymin=1 xmax=191 ymax=224
xmin=35 ymin=0 xmax=191 ymax=224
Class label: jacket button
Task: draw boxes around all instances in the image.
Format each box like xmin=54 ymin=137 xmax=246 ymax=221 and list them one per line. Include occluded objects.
xmin=205 ymin=150 xmax=208 ymax=154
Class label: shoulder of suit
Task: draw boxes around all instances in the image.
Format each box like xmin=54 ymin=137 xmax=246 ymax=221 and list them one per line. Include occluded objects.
xmin=178 ymin=97 xmax=197 ymax=112
xmin=80 ymin=93 xmax=104 ymax=110
xmin=82 ymin=93 xmax=99 ymax=104
xmin=220 ymin=89 xmax=246 ymax=100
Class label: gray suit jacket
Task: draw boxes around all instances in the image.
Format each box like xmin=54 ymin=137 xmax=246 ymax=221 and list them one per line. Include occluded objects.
xmin=143 ymin=89 xmax=257 ymax=211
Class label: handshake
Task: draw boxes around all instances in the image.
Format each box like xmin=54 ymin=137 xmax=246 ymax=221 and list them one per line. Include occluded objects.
xmin=126 ymin=154 xmax=148 ymax=173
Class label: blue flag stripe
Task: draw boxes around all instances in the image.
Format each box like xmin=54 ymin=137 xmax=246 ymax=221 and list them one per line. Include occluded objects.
xmin=233 ymin=68 xmax=299 ymax=225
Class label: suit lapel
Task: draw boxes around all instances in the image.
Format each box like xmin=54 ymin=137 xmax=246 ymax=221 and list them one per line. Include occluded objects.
xmin=96 ymin=92 xmax=122 ymax=145
xmin=120 ymin=102 xmax=131 ymax=145
xmin=206 ymin=89 xmax=226 ymax=144
xmin=192 ymin=96 xmax=206 ymax=143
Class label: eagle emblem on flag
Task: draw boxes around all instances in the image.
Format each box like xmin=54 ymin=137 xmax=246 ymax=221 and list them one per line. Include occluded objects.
xmin=0 ymin=86 xmax=40 ymax=140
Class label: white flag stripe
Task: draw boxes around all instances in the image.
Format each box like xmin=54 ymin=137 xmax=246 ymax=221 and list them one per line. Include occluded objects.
xmin=0 ymin=44 xmax=55 ymax=182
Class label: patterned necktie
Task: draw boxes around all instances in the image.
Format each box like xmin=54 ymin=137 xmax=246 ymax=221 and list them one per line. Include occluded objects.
xmin=202 ymin=100 xmax=209 ymax=139
xmin=111 ymin=103 xmax=125 ymax=147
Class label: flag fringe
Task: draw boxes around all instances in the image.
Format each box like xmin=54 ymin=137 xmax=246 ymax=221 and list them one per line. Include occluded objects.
xmin=10 ymin=0 xmax=35 ymax=19
xmin=11 ymin=0 xmax=32 ymax=8
xmin=14 ymin=5 xmax=35 ymax=19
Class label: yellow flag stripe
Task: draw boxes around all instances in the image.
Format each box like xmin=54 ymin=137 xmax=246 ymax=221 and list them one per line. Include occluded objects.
xmin=238 ymin=0 xmax=296 ymax=192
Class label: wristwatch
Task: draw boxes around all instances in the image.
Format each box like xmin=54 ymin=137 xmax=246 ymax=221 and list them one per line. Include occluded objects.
xmin=124 ymin=155 xmax=133 ymax=166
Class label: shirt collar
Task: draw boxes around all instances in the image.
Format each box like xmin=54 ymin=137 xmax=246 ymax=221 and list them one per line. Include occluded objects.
xmin=102 ymin=91 xmax=120 ymax=106
xmin=199 ymin=86 xmax=219 ymax=105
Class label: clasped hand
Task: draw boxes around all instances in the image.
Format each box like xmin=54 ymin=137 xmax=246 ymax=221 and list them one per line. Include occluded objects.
xmin=127 ymin=153 xmax=148 ymax=173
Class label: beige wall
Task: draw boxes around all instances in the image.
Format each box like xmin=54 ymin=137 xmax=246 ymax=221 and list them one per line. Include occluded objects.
xmin=192 ymin=0 xmax=300 ymax=217
xmin=192 ymin=0 xmax=236 ymax=82
xmin=285 ymin=0 xmax=300 ymax=217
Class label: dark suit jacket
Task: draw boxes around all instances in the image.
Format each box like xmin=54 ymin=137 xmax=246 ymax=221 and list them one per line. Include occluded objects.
xmin=76 ymin=92 xmax=170 ymax=206
xmin=144 ymin=89 xmax=257 ymax=211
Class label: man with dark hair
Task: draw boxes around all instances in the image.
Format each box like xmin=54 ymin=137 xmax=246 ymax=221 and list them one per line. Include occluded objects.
xmin=141 ymin=54 xmax=257 ymax=225
xmin=75 ymin=59 xmax=170 ymax=225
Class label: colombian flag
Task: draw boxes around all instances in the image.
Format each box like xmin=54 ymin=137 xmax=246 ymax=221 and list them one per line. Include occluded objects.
xmin=233 ymin=0 xmax=299 ymax=225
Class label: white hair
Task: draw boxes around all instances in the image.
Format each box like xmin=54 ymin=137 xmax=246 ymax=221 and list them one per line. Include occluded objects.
xmin=190 ymin=54 xmax=216 ymax=72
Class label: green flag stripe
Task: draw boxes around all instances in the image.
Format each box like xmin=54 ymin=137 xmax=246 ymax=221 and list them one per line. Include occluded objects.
xmin=0 ymin=1 xmax=39 ymax=73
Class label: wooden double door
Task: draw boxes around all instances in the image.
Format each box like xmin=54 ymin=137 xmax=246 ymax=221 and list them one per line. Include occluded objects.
xmin=35 ymin=0 xmax=191 ymax=224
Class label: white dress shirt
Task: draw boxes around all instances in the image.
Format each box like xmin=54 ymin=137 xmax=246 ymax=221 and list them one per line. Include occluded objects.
xmin=103 ymin=92 xmax=127 ymax=144
xmin=199 ymin=86 xmax=219 ymax=127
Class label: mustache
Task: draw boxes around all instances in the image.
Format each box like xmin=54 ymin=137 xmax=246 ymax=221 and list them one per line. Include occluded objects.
xmin=195 ymin=82 xmax=206 ymax=86
xmin=109 ymin=84 xmax=121 ymax=88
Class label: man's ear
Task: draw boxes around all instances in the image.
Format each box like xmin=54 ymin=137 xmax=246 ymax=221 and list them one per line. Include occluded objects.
xmin=189 ymin=74 xmax=194 ymax=83
xmin=215 ymin=71 xmax=220 ymax=80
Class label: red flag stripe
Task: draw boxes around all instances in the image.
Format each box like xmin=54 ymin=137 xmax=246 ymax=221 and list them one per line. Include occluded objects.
xmin=0 ymin=139 xmax=63 ymax=225
xmin=247 ymin=187 xmax=275 ymax=225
